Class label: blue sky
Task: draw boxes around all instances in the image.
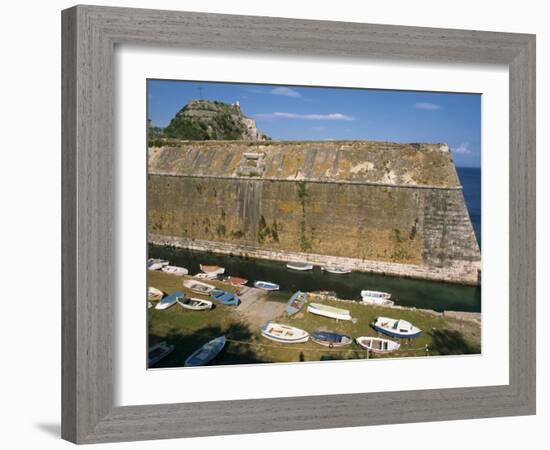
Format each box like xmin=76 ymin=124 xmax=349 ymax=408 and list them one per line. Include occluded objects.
xmin=148 ymin=80 xmax=481 ymax=167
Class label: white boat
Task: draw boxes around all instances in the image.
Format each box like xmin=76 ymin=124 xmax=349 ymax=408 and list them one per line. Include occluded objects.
xmin=254 ymin=280 xmax=280 ymax=291
xmin=286 ymin=262 xmax=314 ymax=271
xmin=261 ymin=322 xmax=309 ymax=343
xmin=147 ymin=258 xmax=169 ymax=271
xmin=361 ymin=289 xmax=391 ymax=300
xmin=307 ymin=302 xmax=352 ymax=321
xmin=321 ymin=265 xmax=352 ymax=275
xmin=199 ymin=264 xmax=225 ymax=275
xmin=177 ymin=296 xmax=213 ymax=311
xmin=183 ymin=279 xmax=216 ymax=295
xmin=148 ymin=341 xmax=175 ymax=366
xmin=373 ymin=316 xmax=422 ymax=339
xmin=148 ymin=286 xmax=164 ymax=302
xmin=361 ymin=296 xmax=395 ymax=307
xmin=161 ymin=265 xmax=189 ymax=276
xmin=184 ymin=336 xmax=226 ymax=367
xmin=356 ymin=336 xmax=401 ymax=353
xmin=155 ymin=291 xmax=184 ymax=310
xmin=194 ymin=272 xmax=218 ymax=280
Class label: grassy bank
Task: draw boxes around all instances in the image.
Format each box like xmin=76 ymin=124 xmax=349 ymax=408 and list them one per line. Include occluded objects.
xmin=148 ymin=271 xmax=481 ymax=368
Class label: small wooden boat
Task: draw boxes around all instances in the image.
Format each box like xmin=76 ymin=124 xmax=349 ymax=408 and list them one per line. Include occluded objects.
xmin=311 ymin=330 xmax=353 ymax=348
xmin=148 ymin=286 xmax=164 ymax=302
xmin=155 ymin=291 xmax=184 ymax=310
xmin=222 ymin=276 xmax=248 ymax=286
xmin=309 ymin=290 xmax=337 ymax=298
xmin=209 ymin=289 xmax=240 ymax=306
xmin=361 ymin=290 xmax=391 ymax=300
xmin=261 ymin=322 xmax=309 ymax=343
xmin=321 ymin=265 xmax=352 ymax=275
xmin=356 ymin=336 xmax=401 ymax=353
xmin=199 ymin=264 xmax=225 ymax=275
xmin=360 ymin=296 xmax=394 ymax=307
xmin=148 ymin=341 xmax=175 ymax=366
xmin=194 ymin=272 xmax=218 ymax=280
xmin=183 ymin=279 xmax=216 ymax=295
xmin=177 ymin=296 xmax=213 ymax=311
xmin=184 ymin=336 xmax=226 ymax=367
xmin=254 ymin=280 xmax=280 ymax=291
xmin=161 ymin=265 xmax=189 ymax=276
xmin=286 ymin=262 xmax=313 ymax=271
xmin=307 ymin=302 xmax=352 ymax=321
xmin=286 ymin=291 xmax=307 ymax=315
xmin=147 ymin=258 xmax=169 ymax=271
xmin=373 ymin=316 xmax=422 ymax=339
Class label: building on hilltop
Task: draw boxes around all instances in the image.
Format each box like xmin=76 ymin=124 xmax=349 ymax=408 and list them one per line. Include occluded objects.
xmin=147 ymin=140 xmax=481 ymax=285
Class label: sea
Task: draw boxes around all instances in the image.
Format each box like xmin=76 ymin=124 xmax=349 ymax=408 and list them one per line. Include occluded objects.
xmin=149 ymin=167 xmax=482 ymax=313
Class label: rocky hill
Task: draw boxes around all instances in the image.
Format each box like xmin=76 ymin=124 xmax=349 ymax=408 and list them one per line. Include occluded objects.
xmin=161 ymin=100 xmax=268 ymax=141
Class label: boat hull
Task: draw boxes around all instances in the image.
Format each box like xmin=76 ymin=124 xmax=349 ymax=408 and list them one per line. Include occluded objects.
xmin=286 ymin=291 xmax=306 ymax=315
xmin=373 ymin=324 xmax=421 ymax=339
xmin=261 ymin=322 xmax=309 ymax=343
xmin=311 ymin=331 xmax=352 ymax=347
xmin=307 ymin=303 xmax=352 ymax=321
xmin=254 ymin=281 xmax=280 ymax=291
xmin=184 ymin=336 xmax=226 ymax=367
xmin=356 ymin=336 xmax=400 ymax=353
xmin=286 ymin=263 xmax=313 ymax=271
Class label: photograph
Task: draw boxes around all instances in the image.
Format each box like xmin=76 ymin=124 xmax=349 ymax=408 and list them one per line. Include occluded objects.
xmin=146 ymin=80 xmax=482 ymax=368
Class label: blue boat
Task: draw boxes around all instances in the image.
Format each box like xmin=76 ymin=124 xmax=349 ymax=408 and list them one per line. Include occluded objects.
xmin=184 ymin=336 xmax=226 ymax=367
xmin=209 ymin=289 xmax=240 ymax=306
xmin=254 ymin=280 xmax=280 ymax=291
xmin=311 ymin=330 xmax=353 ymax=348
xmin=286 ymin=291 xmax=307 ymax=315
xmin=372 ymin=317 xmax=422 ymax=339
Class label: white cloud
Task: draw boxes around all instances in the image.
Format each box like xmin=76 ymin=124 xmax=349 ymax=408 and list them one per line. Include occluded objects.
xmin=270 ymin=87 xmax=302 ymax=98
xmin=414 ymin=102 xmax=443 ymax=111
xmin=454 ymin=143 xmax=471 ymax=154
xmin=255 ymin=112 xmax=354 ymax=121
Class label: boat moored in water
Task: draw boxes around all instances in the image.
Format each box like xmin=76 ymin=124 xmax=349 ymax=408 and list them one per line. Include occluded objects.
xmin=183 ymin=279 xmax=216 ymax=295
xmin=311 ymin=330 xmax=353 ymax=347
xmin=261 ymin=322 xmax=309 ymax=343
xmin=199 ymin=264 xmax=225 ymax=276
xmin=321 ymin=265 xmax=352 ymax=275
xmin=356 ymin=336 xmax=400 ymax=353
xmin=209 ymin=289 xmax=240 ymax=306
xmin=286 ymin=262 xmax=314 ymax=271
xmin=307 ymin=302 xmax=352 ymax=321
xmin=147 ymin=258 xmax=169 ymax=271
xmin=184 ymin=336 xmax=226 ymax=367
xmin=177 ymin=296 xmax=213 ymax=311
xmin=373 ymin=316 xmax=421 ymax=339
xmin=361 ymin=290 xmax=391 ymax=299
xmin=155 ymin=291 xmax=184 ymax=310
xmin=254 ymin=280 xmax=280 ymax=291
xmin=286 ymin=291 xmax=307 ymax=315
xmin=161 ymin=265 xmax=189 ymax=276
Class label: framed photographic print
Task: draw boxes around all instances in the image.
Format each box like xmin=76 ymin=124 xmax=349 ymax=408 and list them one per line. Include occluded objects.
xmin=62 ymin=5 xmax=536 ymax=444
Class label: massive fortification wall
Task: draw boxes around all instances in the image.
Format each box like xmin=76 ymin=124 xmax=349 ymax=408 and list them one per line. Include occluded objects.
xmin=147 ymin=141 xmax=481 ymax=284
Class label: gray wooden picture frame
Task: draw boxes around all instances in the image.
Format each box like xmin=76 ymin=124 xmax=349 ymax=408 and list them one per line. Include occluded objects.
xmin=61 ymin=5 xmax=536 ymax=444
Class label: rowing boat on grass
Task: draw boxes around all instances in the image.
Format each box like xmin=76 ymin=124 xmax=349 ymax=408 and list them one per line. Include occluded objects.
xmin=177 ymin=296 xmax=213 ymax=311
xmin=148 ymin=341 xmax=175 ymax=366
xmin=184 ymin=336 xmax=226 ymax=367
xmin=148 ymin=286 xmax=164 ymax=302
xmin=147 ymin=258 xmax=169 ymax=271
xmin=286 ymin=291 xmax=307 ymax=315
xmin=155 ymin=291 xmax=184 ymax=310
xmin=209 ymin=289 xmax=240 ymax=306
xmin=356 ymin=336 xmax=400 ymax=353
xmin=311 ymin=330 xmax=353 ymax=348
xmin=307 ymin=302 xmax=352 ymax=321
xmin=183 ymin=279 xmax=216 ymax=295
xmin=161 ymin=265 xmax=189 ymax=276
xmin=373 ymin=316 xmax=421 ymax=339
xmin=261 ymin=322 xmax=309 ymax=343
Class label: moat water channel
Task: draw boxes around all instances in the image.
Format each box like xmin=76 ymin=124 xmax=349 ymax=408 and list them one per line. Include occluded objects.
xmin=149 ymin=244 xmax=481 ymax=313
